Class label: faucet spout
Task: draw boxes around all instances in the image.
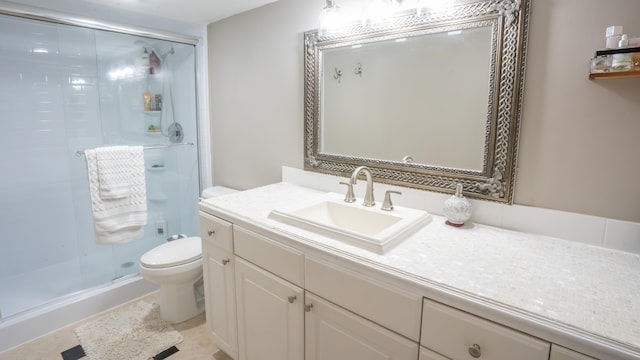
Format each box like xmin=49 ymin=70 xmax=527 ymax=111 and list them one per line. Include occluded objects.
xmin=350 ymin=166 xmax=375 ymax=207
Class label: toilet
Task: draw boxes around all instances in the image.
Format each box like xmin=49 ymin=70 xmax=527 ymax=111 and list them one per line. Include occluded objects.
xmin=139 ymin=186 xmax=237 ymax=323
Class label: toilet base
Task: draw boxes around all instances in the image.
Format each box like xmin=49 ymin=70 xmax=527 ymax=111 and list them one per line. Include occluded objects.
xmin=157 ymin=277 xmax=205 ymax=323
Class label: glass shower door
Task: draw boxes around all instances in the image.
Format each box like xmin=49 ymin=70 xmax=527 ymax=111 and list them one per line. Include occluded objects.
xmin=0 ymin=13 xmax=200 ymax=320
xmin=90 ymin=31 xmax=200 ymax=281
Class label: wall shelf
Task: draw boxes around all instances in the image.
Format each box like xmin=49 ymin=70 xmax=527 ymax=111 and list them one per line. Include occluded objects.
xmin=589 ymin=46 xmax=640 ymax=79
xmin=589 ymin=69 xmax=640 ymax=79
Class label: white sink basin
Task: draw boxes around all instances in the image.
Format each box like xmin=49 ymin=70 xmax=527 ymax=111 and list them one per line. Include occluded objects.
xmin=269 ymin=193 xmax=431 ymax=254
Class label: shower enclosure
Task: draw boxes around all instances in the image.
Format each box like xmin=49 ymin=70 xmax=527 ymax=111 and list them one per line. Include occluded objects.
xmin=0 ymin=10 xmax=201 ymax=332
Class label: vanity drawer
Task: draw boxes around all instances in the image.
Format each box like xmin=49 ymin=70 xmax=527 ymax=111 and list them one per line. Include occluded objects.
xmin=233 ymin=226 xmax=304 ymax=287
xmin=199 ymin=212 xmax=233 ymax=252
xmin=421 ymin=298 xmax=550 ymax=360
xmin=305 ymin=256 xmax=422 ymax=341
xmin=550 ymin=345 xmax=598 ymax=360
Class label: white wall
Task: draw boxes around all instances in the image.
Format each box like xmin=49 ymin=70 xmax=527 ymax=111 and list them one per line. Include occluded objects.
xmin=208 ymin=0 xmax=640 ymax=222
xmin=516 ymin=0 xmax=640 ymax=222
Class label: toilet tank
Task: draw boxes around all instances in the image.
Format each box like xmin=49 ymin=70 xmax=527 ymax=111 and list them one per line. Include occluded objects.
xmin=201 ymin=186 xmax=237 ymax=199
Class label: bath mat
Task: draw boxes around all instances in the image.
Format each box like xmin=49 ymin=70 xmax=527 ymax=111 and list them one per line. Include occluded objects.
xmin=75 ymin=300 xmax=183 ymax=360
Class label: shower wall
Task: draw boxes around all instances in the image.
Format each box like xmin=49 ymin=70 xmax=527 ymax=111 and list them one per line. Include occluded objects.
xmin=0 ymin=13 xmax=200 ymax=320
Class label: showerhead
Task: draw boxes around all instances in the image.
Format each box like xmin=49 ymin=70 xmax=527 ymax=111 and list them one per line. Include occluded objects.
xmin=133 ymin=39 xmax=174 ymax=59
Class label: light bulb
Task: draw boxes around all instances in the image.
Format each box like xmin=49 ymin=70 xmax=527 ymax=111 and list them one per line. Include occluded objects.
xmin=318 ymin=0 xmax=344 ymax=37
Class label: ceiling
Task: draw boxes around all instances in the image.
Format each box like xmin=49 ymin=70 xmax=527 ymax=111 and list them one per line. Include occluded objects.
xmin=82 ymin=0 xmax=279 ymax=24
xmin=6 ymin=0 xmax=279 ymax=24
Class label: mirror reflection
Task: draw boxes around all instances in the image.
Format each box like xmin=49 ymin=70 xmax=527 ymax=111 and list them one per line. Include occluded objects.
xmin=321 ymin=25 xmax=492 ymax=171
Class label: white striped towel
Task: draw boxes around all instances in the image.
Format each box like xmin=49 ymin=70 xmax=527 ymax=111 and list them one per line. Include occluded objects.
xmin=85 ymin=146 xmax=147 ymax=245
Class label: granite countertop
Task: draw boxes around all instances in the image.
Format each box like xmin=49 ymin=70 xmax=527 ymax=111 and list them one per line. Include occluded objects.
xmin=199 ymin=182 xmax=640 ymax=357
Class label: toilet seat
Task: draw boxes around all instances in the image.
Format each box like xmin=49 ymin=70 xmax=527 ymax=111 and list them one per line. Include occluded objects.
xmin=141 ymin=236 xmax=201 ymax=269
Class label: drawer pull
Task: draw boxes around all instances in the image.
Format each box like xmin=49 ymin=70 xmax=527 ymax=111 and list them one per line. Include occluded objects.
xmin=305 ymin=303 xmax=314 ymax=312
xmin=222 ymin=259 xmax=230 ymax=265
xmin=288 ymin=296 xmax=297 ymax=304
xmin=207 ymin=229 xmax=215 ymax=236
xmin=468 ymin=344 xmax=481 ymax=358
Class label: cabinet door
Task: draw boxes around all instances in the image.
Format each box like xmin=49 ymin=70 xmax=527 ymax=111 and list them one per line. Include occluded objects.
xmin=235 ymin=257 xmax=304 ymax=360
xmin=550 ymin=345 xmax=598 ymax=360
xmin=202 ymin=241 xmax=238 ymax=359
xmin=305 ymin=292 xmax=419 ymax=360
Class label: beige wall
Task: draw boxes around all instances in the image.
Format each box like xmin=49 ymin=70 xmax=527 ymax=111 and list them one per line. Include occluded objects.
xmin=208 ymin=0 xmax=640 ymax=222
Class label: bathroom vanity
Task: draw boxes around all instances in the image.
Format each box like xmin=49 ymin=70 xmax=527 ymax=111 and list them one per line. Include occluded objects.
xmin=198 ymin=183 xmax=640 ymax=360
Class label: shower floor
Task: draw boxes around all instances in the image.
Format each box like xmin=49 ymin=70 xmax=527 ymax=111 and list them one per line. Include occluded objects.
xmin=0 ymin=258 xmax=102 ymax=319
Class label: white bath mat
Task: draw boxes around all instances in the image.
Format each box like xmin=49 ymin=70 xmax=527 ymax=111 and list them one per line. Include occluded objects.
xmin=75 ymin=300 xmax=183 ymax=360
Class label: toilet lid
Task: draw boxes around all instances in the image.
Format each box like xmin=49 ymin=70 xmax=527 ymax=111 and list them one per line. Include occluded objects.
xmin=141 ymin=236 xmax=202 ymax=268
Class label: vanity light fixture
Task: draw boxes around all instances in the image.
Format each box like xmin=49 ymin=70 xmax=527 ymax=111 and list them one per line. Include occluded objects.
xmin=363 ymin=0 xmax=396 ymax=28
xmin=319 ymin=0 xmax=455 ymax=34
xmin=318 ymin=0 xmax=344 ymax=36
xmin=417 ymin=0 xmax=454 ymax=16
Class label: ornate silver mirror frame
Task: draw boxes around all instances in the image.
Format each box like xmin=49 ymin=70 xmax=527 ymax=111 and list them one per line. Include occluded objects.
xmin=304 ymin=0 xmax=530 ymax=203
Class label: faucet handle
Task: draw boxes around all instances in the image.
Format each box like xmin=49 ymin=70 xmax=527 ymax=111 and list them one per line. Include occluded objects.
xmin=339 ymin=182 xmax=356 ymax=203
xmin=381 ymin=190 xmax=401 ymax=211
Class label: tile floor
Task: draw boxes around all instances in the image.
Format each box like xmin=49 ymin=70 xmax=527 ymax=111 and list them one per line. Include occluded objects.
xmin=0 ymin=291 xmax=232 ymax=360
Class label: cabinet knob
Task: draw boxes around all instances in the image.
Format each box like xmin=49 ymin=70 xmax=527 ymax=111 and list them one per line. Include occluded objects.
xmin=468 ymin=344 xmax=481 ymax=358
xmin=304 ymin=303 xmax=314 ymax=312
xmin=288 ymin=296 xmax=297 ymax=304
xmin=222 ymin=259 xmax=230 ymax=265
xmin=208 ymin=229 xmax=215 ymax=236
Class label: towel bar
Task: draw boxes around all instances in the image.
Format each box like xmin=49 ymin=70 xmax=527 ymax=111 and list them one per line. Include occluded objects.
xmin=76 ymin=142 xmax=194 ymax=157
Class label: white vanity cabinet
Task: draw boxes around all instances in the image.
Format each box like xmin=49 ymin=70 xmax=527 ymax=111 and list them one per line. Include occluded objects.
xmin=199 ymin=212 xmax=238 ymax=359
xmin=421 ymin=298 xmax=550 ymax=360
xmin=231 ymin=225 xmax=420 ymax=360
xmin=305 ymin=292 xmax=419 ymax=360
xmin=199 ymin=206 xmax=608 ymax=360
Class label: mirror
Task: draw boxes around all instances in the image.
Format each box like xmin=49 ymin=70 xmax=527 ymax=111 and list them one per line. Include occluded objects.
xmin=304 ymin=0 xmax=531 ymax=203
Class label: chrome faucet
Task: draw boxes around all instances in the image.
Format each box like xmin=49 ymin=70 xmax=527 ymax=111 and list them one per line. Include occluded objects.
xmin=350 ymin=166 xmax=375 ymax=207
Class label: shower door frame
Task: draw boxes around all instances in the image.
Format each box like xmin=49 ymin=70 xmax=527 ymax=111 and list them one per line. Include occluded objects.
xmin=0 ymin=1 xmax=209 ymax=351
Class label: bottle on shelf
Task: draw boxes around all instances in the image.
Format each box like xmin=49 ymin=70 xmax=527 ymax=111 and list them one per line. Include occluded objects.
xmin=141 ymin=48 xmax=150 ymax=73
xmin=143 ymin=91 xmax=153 ymax=111
xmin=611 ymin=34 xmax=633 ymax=71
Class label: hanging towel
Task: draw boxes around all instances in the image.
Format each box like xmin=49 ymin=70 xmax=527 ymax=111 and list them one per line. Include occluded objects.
xmin=85 ymin=145 xmax=147 ymax=245
xmin=96 ymin=146 xmax=133 ymax=200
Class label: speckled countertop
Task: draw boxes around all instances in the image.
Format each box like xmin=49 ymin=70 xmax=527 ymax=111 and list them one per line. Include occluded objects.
xmin=199 ymin=182 xmax=640 ymax=358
